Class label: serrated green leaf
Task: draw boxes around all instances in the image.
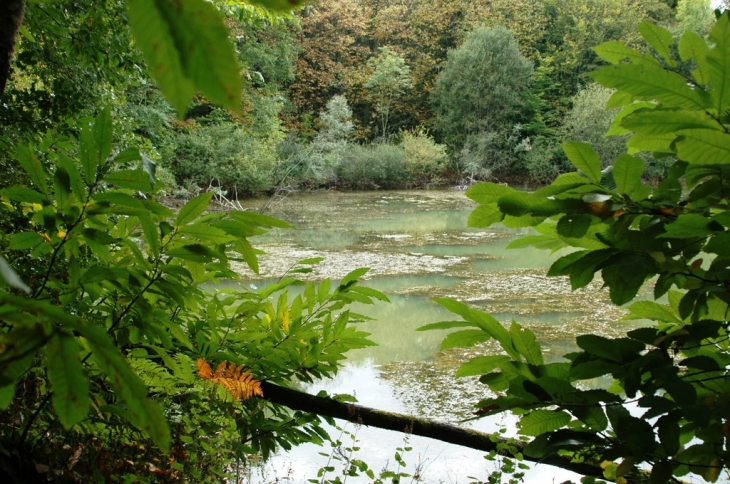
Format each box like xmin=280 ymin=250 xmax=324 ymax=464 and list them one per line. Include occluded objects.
xmin=709 ymin=14 xmax=730 ymax=114
xmin=576 ymin=335 xmax=622 ymax=362
xmin=613 ymin=154 xmax=644 ymax=196
xmin=626 ymin=133 xmax=675 ymax=154
xmin=607 ymin=102 xmax=656 ymax=136
xmin=229 ymin=210 xmax=292 ymax=229
xmin=9 ymin=232 xmax=45 ymax=250
xmin=621 ymin=109 xmax=722 ymax=135
xmin=456 ymin=355 xmax=510 ymax=377
xmin=103 ymin=170 xmax=154 ymax=193
xmin=138 ymin=215 xmax=160 ymax=257
xmin=127 ymin=0 xmax=241 ymax=116
xmin=563 ymin=142 xmax=602 ymax=183
xmin=416 ymin=320 xmax=476 ymax=331
xmin=439 ymin=329 xmax=492 ymax=351
xmin=509 ymin=321 xmax=543 ymax=366
xmin=639 ymin=21 xmax=676 ymax=67
xmin=75 ymin=325 xmax=170 ymax=452
xmin=623 ymin=301 xmax=683 ymax=324
xmin=593 ymin=41 xmax=659 ymax=66
xmin=341 ymin=267 xmax=369 ymax=286
xmin=556 ymin=214 xmax=592 ymax=239
xmin=589 ymin=64 xmax=709 ymax=111
xmin=113 ymin=147 xmax=142 ymax=164
xmin=519 ymin=410 xmax=571 ymax=436
xmin=46 ymin=332 xmax=89 ymax=429
xmin=176 ymin=192 xmax=213 ymax=227
xmin=465 ymin=183 xmax=514 ymax=204
xmin=679 ymin=30 xmax=710 ymax=85
xmin=468 ymin=203 xmax=504 ymax=227
xmin=93 ymin=106 xmax=113 ymax=165
xmin=675 ymin=129 xmax=730 ymax=165
xmin=15 ymin=144 xmax=48 ymax=196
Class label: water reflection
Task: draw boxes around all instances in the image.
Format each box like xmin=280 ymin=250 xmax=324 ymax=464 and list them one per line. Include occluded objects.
xmin=233 ymin=190 xmax=618 ymax=483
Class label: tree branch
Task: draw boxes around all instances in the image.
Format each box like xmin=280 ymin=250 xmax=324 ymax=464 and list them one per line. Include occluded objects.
xmin=0 ymin=0 xmax=25 ymax=99
xmin=260 ymin=381 xmax=605 ymax=479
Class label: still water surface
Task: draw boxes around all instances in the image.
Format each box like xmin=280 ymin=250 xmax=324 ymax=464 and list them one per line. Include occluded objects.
xmin=231 ymin=190 xmax=632 ymax=483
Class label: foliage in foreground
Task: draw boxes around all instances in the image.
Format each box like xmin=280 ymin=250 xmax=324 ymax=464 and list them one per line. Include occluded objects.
xmin=425 ymin=12 xmax=730 ymax=484
xmin=0 ymin=0 xmax=393 ymax=479
xmin=0 ymin=107 xmax=386 ymax=481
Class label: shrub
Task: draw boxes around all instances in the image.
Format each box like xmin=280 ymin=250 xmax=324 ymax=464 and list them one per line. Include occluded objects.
xmin=164 ymin=123 xmax=281 ymax=196
xmin=336 ymin=143 xmax=408 ymax=189
xmin=401 ymin=128 xmax=448 ymax=185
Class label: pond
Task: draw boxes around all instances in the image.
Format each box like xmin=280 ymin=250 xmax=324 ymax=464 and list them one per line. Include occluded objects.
xmin=229 ymin=189 xmax=634 ymax=483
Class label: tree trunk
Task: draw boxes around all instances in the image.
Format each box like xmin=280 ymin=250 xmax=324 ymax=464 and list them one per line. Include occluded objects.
xmin=261 ymin=381 xmax=606 ymax=478
xmin=0 ymin=0 xmax=26 ymax=100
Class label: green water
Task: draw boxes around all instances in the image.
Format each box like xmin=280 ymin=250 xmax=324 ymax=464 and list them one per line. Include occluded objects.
xmin=234 ymin=189 xmax=623 ymax=483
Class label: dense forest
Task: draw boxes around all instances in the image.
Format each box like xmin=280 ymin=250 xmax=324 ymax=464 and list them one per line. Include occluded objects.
xmin=2 ymin=0 xmax=715 ymax=199
xmin=3 ymin=0 xmax=730 ymax=483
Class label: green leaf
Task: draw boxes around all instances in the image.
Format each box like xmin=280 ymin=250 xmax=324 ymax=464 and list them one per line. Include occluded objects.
xmin=563 ymin=142 xmax=602 ymax=183
xmin=593 ymin=41 xmax=659 ymax=66
xmin=74 ymin=325 xmax=170 ymax=452
xmin=233 ymin=238 xmax=259 ymax=274
xmin=556 ymin=214 xmax=592 ymax=239
xmin=708 ymin=14 xmax=730 ymax=114
xmin=178 ymin=224 xmax=232 ymax=243
xmin=679 ymin=30 xmax=710 ymax=85
xmin=638 ymin=21 xmax=676 ymax=67
xmin=613 ymin=154 xmax=644 ymax=196
xmin=46 ymin=333 xmax=89 ymax=429
xmin=623 ymin=301 xmax=683 ymax=325
xmin=9 ymin=232 xmax=45 ymax=250
xmin=166 ymin=244 xmax=220 ymax=263
xmin=455 ymin=355 xmax=510 ymax=377
xmin=468 ymin=203 xmax=504 ymax=227
xmin=141 ymin=155 xmax=156 ymax=189
xmin=433 ymin=298 xmax=516 ymax=358
xmin=15 ymin=144 xmax=48 ymax=196
xmin=0 ymin=257 xmax=30 ymax=294
xmin=509 ymin=321 xmax=543 ymax=366
xmin=113 ymin=147 xmax=142 ymax=164
xmin=439 ymin=329 xmax=492 ymax=351
xmin=103 ymin=170 xmax=154 ymax=192
xmin=229 ymin=211 xmax=293 ymax=229
xmin=519 ymin=410 xmax=571 ymax=436
xmin=627 ymin=133 xmax=675 ymax=154
xmin=622 ymin=109 xmax=722 ymax=135
xmin=139 ymin=215 xmax=161 ymax=257
xmin=606 ymin=90 xmax=634 ymax=108
xmin=589 ymin=64 xmax=709 ymax=111
xmin=1 ymin=186 xmax=46 ymax=203
xmin=660 ymin=214 xmax=722 ymax=238
xmin=675 ymin=129 xmax=730 ymax=165
xmin=607 ymin=102 xmax=656 ymax=136
xmin=176 ymin=192 xmax=213 ymax=227
xmin=341 ymin=267 xmax=370 ymax=287
xmin=465 ymin=183 xmax=514 ymax=204
xmin=93 ymin=106 xmax=113 ymax=166
xmin=417 ymin=320 xmax=476 ymax=331
xmin=576 ymin=335 xmax=622 ymax=362
xmin=127 ymin=0 xmax=242 ymax=116
xmin=572 ymin=406 xmax=608 ymax=432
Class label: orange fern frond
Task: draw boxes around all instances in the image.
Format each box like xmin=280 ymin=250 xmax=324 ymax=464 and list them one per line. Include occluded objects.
xmin=196 ymin=359 xmax=263 ymax=401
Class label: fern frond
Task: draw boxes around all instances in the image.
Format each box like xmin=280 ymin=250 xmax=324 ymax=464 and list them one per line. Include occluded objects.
xmin=196 ymin=359 xmax=263 ymax=401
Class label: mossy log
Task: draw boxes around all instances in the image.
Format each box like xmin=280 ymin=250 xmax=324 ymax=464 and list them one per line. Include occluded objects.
xmin=261 ymin=381 xmax=609 ymax=478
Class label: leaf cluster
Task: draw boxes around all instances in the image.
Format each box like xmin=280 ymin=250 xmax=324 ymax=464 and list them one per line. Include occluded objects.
xmin=425 ymin=13 xmax=730 ymax=483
